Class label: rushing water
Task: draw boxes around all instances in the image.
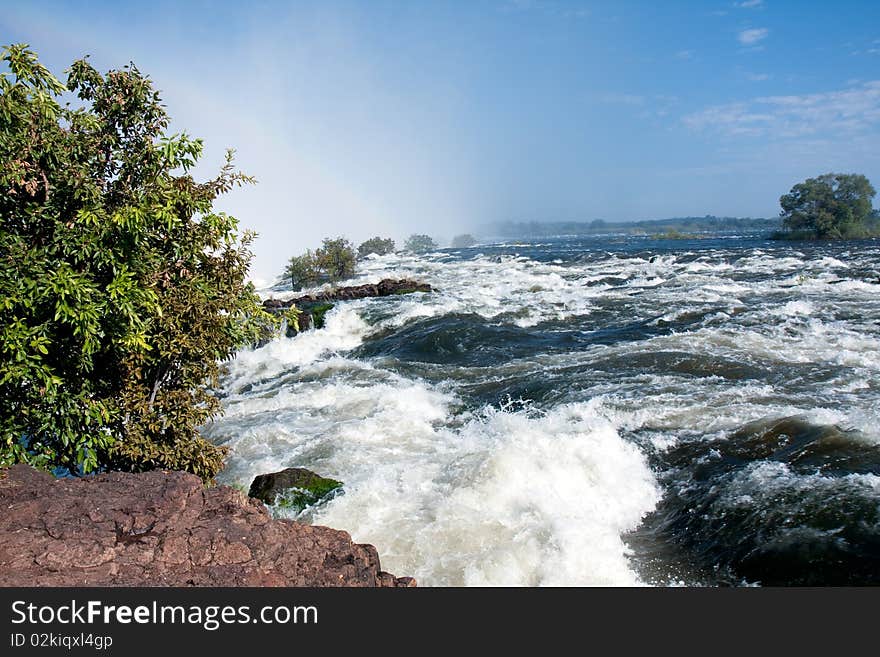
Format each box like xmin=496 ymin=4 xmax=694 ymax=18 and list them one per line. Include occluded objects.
xmin=202 ymin=233 xmax=880 ymax=586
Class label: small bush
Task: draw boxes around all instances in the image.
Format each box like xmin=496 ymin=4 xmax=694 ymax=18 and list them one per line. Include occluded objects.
xmin=315 ymin=237 xmax=356 ymax=280
xmin=284 ymin=250 xmax=321 ymax=289
xmin=404 ymin=234 xmax=437 ymax=253
xmin=357 ymin=236 xmax=395 ymax=258
xmin=284 ymin=237 xmax=357 ymax=290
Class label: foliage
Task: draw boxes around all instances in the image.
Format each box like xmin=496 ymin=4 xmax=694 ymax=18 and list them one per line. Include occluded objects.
xmin=284 ymin=237 xmax=356 ymax=290
xmin=450 ymin=233 xmax=477 ymax=248
xmin=283 ymin=250 xmax=320 ymax=290
xmin=357 ymin=236 xmax=395 ymax=258
xmin=778 ymin=173 xmax=877 ymax=239
xmin=490 ymin=216 xmax=780 ymax=238
xmin=315 ymin=237 xmax=356 ymax=280
xmin=0 ymin=44 xmax=272 ymax=481
xmin=308 ymin=303 xmax=334 ymax=330
xmin=404 ymin=233 xmax=437 ymax=253
xmin=652 ymin=229 xmax=701 ymax=240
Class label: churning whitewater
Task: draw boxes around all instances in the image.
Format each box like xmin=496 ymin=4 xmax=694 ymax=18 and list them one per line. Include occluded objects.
xmin=202 ymin=234 xmax=880 ymax=586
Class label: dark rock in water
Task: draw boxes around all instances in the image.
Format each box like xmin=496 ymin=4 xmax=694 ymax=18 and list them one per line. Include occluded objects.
xmin=263 ymin=278 xmax=432 ymax=312
xmin=300 ymin=302 xmax=334 ymax=330
xmin=248 ymin=467 xmax=343 ymax=513
xmin=0 ymin=464 xmax=414 ymax=587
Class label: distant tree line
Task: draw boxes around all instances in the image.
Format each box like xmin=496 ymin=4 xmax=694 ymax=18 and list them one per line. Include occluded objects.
xmin=487 ymin=175 xmax=879 ymax=242
xmin=488 ymin=216 xmax=780 ymax=238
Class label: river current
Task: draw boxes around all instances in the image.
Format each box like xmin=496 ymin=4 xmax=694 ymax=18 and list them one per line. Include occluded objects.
xmin=203 ymin=233 xmax=880 ymax=586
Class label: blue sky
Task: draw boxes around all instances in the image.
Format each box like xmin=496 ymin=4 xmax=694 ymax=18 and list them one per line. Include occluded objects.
xmin=3 ymin=0 xmax=880 ymax=281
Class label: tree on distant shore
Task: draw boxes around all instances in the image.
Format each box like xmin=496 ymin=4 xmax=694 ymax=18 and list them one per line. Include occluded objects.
xmin=0 ymin=45 xmax=271 ymax=481
xmin=357 ymin=236 xmax=395 ymax=258
xmin=404 ymin=234 xmax=437 ymax=253
xmin=450 ymin=233 xmax=477 ymax=248
xmin=778 ymin=173 xmax=876 ymax=239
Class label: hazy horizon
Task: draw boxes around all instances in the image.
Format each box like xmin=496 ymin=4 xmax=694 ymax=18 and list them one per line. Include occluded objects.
xmin=3 ymin=0 xmax=880 ymax=282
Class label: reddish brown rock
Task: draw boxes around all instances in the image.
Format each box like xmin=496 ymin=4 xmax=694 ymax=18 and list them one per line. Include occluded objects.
xmin=0 ymin=464 xmax=415 ymax=587
xmin=262 ymin=277 xmax=432 ymax=311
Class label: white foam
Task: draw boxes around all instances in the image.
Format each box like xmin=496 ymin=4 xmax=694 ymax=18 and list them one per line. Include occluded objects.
xmin=719 ymin=462 xmax=880 ymax=514
xmin=312 ymin=404 xmax=660 ymax=586
xmin=770 ymin=300 xmax=816 ymax=317
xmin=209 ymin=372 xmax=661 ymax=586
xmin=224 ymin=305 xmax=370 ymax=383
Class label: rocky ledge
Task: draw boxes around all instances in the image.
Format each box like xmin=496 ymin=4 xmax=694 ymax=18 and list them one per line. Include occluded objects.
xmin=262 ymin=278 xmax=432 ymax=311
xmin=0 ymin=464 xmax=415 ymax=587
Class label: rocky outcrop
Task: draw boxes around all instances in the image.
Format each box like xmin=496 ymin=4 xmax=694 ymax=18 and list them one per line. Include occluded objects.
xmin=249 ymin=467 xmax=343 ymax=513
xmin=0 ymin=465 xmax=415 ymax=587
xmin=263 ymin=278 xmax=432 ymax=312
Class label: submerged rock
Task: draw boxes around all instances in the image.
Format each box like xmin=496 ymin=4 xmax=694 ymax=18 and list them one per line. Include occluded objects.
xmin=248 ymin=467 xmax=343 ymax=513
xmin=0 ymin=464 xmax=414 ymax=587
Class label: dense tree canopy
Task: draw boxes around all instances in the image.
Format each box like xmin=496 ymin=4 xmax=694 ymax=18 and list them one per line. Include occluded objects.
xmin=779 ymin=173 xmax=876 ymax=239
xmin=315 ymin=237 xmax=356 ymax=280
xmin=0 ymin=44 xmax=271 ymax=480
xmin=404 ymin=234 xmax=437 ymax=253
xmin=357 ymin=236 xmax=395 ymax=258
xmin=284 ymin=250 xmax=321 ymax=290
xmin=284 ymin=237 xmax=357 ymax=290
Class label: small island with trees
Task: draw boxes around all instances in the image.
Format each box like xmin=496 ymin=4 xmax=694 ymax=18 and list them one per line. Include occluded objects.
xmin=773 ymin=172 xmax=879 ymax=240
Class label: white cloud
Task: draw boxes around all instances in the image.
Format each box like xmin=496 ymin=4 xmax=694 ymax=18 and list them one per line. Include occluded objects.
xmin=675 ymin=49 xmax=694 ymax=60
xmin=738 ymin=28 xmax=769 ymax=46
xmin=745 ymin=72 xmax=771 ymax=81
xmin=683 ymin=80 xmax=880 ymax=138
xmin=735 ymin=0 xmax=764 ymax=8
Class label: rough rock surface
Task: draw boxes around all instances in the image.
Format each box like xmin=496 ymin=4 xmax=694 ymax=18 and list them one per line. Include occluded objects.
xmin=248 ymin=467 xmax=342 ymax=508
xmin=0 ymin=465 xmax=415 ymax=587
xmin=263 ymin=278 xmax=431 ymax=311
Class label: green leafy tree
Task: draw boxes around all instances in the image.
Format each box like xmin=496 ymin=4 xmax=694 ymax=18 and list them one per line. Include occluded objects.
xmin=284 ymin=238 xmax=357 ymax=291
xmin=404 ymin=234 xmax=437 ymax=253
xmin=315 ymin=237 xmax=356 ymax=281
xmin=357 ymin=236 xmax=395 ymax=258
xmin=450 ymin=233 xmax=477 ymax=248
xmin=284 ymin=250 xmax=320 ymax=290
xmin=779 ymin=173 xmax=876 ymax=239
xmin=0 ymin=44 xmax=272 ymax=481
